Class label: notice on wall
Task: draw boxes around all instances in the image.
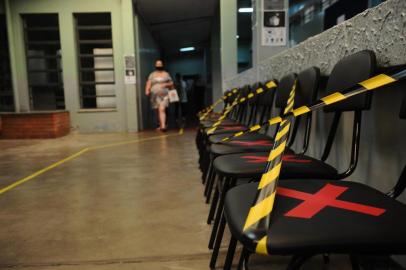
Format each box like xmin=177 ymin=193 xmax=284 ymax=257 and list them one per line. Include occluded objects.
xmin=262 ymin=0 xmax=287 ymax=46
xmin=124 ymin=55 xmax=136 ymax=84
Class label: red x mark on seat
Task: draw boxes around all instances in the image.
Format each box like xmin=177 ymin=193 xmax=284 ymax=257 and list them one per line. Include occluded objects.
xmin=241 ymin=155 xmax=312 ymax=164
xmin=220 ymin=126 xmax=246 ymax=131
xmin=231 ymin=140 xmax=273 ymax=147
xmin=276 ymin=184 xmax=386 ymax=219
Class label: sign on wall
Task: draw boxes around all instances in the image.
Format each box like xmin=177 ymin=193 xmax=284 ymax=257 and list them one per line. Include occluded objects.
xmin=262 ymin=0 xmax=287 ymax=46
xmin=124 ymin=55 xmax=136 ymax=84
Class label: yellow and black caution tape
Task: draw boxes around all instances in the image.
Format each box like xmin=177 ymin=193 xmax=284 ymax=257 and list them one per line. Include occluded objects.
xmin=241 ymin=67 xmax=406 ymax=255
xmin=222 ymin=70 xmax=406 ymax=142
xmin=198 ymin=88 xmax=239 ymax=121
xmin=243 ymin=81 xmax=296 ymax=255
xmin=206 ymin=80 xmax=277 ymax=134
xmin=205 ymin=93 xmax=242 ymax=133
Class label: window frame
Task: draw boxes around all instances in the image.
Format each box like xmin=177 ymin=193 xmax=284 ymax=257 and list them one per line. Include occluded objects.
xmin=73 ymin=12 xmax=116 ymax=110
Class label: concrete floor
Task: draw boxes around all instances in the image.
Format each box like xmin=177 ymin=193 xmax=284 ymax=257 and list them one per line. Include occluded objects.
xmin=0 ymin=130 xmax=352 ymax=269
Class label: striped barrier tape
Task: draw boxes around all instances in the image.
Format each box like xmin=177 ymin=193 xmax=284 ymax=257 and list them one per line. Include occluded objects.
xmin=221 ymin=69 xmax=406 ymax=142
xmin=243 ymin=81 xmax=296 ymax=255
xmin=240 ymin=67 xmax=406 ymax=255
xmin=205 ymin=94 xmax=242 ymax=133
xmin=198 ymin=88 xmax=239 ymax=120
xmin=206 ymin=81 xmax=277 ymax=134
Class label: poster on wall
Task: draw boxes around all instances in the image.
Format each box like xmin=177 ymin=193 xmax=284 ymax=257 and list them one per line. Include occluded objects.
xmin=262 ymin=0 xmax=287 ymax=46
xmin=124 ymin=55 xmax=136 ymax=84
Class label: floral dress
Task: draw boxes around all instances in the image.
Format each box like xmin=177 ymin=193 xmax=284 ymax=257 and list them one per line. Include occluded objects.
xmin=148 ymin=71 xmax=173 ymax=109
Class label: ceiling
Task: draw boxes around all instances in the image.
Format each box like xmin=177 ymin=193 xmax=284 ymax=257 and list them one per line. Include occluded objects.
xmin=134 ymin=0 xmax=219 ymax=55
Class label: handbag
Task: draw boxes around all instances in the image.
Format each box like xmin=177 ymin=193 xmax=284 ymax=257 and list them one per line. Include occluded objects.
xmin=168 ymin=89 xmax=180 ymax=103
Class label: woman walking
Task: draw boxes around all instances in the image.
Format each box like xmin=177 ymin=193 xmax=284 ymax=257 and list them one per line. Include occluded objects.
xmin=145 ymin=60 xmax=173 ymax=131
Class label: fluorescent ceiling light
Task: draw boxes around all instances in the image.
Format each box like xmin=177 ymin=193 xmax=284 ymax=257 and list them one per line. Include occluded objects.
xmin=238 ymin=7 xmax=253 ymax=13
xmin=180 ymin=47 xmax=195 ymax=52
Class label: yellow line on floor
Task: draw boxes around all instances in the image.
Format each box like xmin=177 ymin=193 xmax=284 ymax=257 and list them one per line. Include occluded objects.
xmin=0 ymin=131 xmax=184 ymax=195
xmin=89 ymin=133 xmax=178 ymax=151
xmin=0 ymin=148 xmax=90 ymax=195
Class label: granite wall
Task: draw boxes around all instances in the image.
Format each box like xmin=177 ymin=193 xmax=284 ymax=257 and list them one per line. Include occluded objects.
xmin=225 ymin=0 xmax=406 ymax=88
xmin=222 ymin=0 xmax=406 ymax=206
xmin=224 ymin=2 xmax=406 ymax=263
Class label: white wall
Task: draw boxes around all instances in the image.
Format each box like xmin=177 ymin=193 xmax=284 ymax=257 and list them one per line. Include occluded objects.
xmin=220 ymin=0 xmax=237 ymax=92
xmin=134 ymin=15 xmax=161 ymax=130
xmin=6 ymin=0 xmax=138 ymax=132
xmin=211 ymin=4 xmax=222 ymax=104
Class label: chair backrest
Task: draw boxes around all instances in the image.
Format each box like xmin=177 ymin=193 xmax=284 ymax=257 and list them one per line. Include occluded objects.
xmin=400 ymin=91 xmax=406 ymax=119
xmin=388 ymin=93 xmax=406 ymax=198
xmin=231 ymin=85 xmax=249 ymax=122
xmin=288 ymin=67 xmax=321 ymax=153
xmin=275 ymin=73 xmax=297 ymax=109
xmin=263 ymin=74 xmax=296 ymax=135
xmin=243 ymin=83 xmax=261 ymax=125
xmin=324 ymin=50 xmax=376 ymax=112
xmin=296 ymin=67 xmax=320 ymax=108
xmin=257 ymin=81 xmax=277 ymax=124
xmin=224 ymin=87 xmax=241 ymax=121
xmin=257 ymin=81 xmax=277 ymax=107
xmin=321 ymin=50 xmax=377 ymax=179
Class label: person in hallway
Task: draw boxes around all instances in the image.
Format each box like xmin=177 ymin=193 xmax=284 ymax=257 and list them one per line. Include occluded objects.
xmin=174 ymin=73 xmax=188 ymax=127
xmin=194 ymin=74 xmax=206 ymax=114
xmin=145 ymin=60 xmax=174 ymax=131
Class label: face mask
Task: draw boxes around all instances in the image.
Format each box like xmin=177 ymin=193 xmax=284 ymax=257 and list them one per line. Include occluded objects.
xmin=155 ymin=66 xmax=164 ymax=71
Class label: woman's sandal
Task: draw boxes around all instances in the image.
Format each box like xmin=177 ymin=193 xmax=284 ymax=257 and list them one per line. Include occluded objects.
xmin=156 ymin=127 xmax=168 ymax=132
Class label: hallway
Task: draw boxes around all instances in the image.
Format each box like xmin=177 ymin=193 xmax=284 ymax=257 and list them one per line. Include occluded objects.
xmin=0 ymin=131 xmax=211 ymax=268
xmin=0 ymin=130 xmax=353 ymax=269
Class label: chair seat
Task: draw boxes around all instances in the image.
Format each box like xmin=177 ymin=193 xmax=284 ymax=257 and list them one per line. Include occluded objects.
xmin=213 ymin=152 xmax=338 ymax=179
xmin=201 ymin=119 xmax=240 ymax=129
xmin=225 ymin=180 xmax=406 ymax=255
xmin=204 ymin=125 xmax=248 ymax=136
xmin=209 ymin=132 xmax=270 ymax=144
xmin=210 ymin=144 xmax=295 ymax=157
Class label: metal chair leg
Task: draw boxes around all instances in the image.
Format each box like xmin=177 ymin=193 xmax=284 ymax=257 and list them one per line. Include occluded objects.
xmin=208 ymin=178 xmax=230 ymax=249
xmin=204 ymin=161 xmax=215 ymax=198
xmin=209 ymin=177 xmax=237 ymax=248
xmin=206 ymin=171 xmax=217 ymax=204
xmin=237 ymin=248 xmax=251 ymax=270
xmin=210 ymin=213 xmax=226 ymax=269
xmin=203 ymin=156 xmax=212 ymax=185
xmin=201 ymin=149 xmax=210 ymax=182
xmin=207 ymin=177 xmax=221 ymax=224
xmin=223 ymin=236 xmax=238 ymax=270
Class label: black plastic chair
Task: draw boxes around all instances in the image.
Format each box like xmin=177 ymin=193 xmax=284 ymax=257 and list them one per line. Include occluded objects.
xmin=205 ymin=83 xmax=272 ymax=136
xmin=197 ymin=87 xmax=249 ymax=173
xmin=201 ymin=74 xmax=296 ymax=191
xmin=203 ymin=68 xmax=321 ymax=204
xmin=224 ymin=93 xmax=406 ymax=270
xmin=199 ymin=83 xmax=277 ymax=181
xmin=209 ymin=50 xmax=377 ymax=269
xmin=196 ymin=89 xmax=240 ymax=160
xmin=206 ymin=66 xmax=323 ymax=268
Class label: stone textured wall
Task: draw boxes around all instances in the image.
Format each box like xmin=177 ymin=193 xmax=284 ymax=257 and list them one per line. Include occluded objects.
xmin=221 ymin=0 xmax=406 ymax=211
xmin=225 ymin=0 xmax=406 ymax=88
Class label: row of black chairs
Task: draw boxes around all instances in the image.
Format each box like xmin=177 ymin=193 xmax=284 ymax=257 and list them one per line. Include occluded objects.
xmin=195 ymin=50 xmax=406 ymax=269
